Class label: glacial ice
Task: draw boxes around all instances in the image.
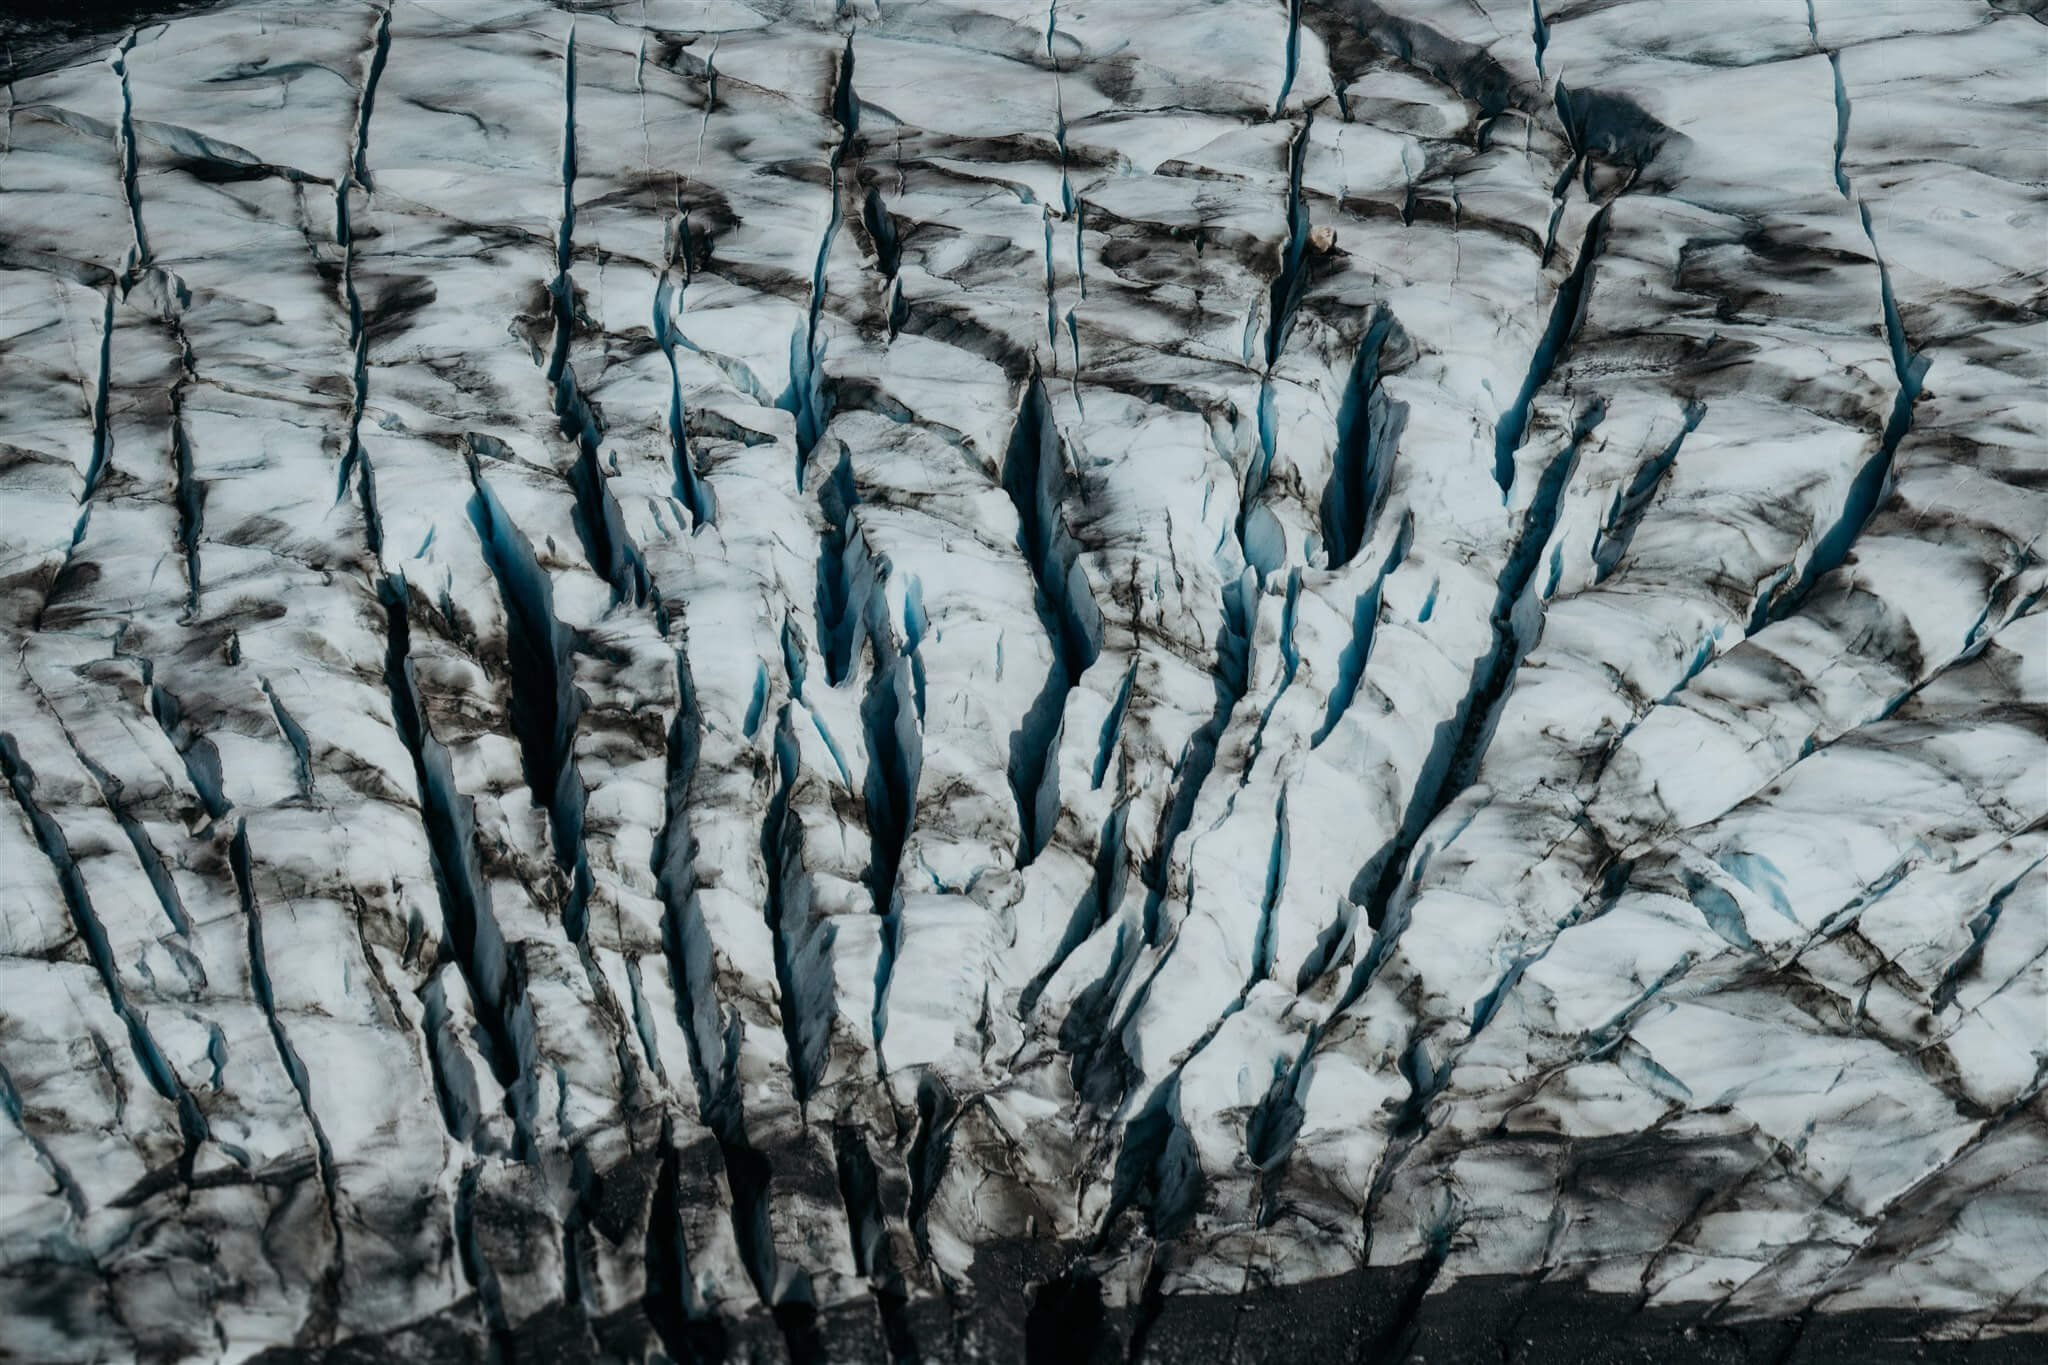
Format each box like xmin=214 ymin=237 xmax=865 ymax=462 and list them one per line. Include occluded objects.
xmin=0 ymin=1 xmax=2042 ymax=1361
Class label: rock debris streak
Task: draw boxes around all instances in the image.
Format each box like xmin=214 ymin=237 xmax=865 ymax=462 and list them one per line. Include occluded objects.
xmin=0 ymin=2 xmax=2042 ymax=1362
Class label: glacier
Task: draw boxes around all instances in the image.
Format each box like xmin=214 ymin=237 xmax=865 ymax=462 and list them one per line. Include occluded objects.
xmin=1 ymin=1 xmax=2042 ymax=1361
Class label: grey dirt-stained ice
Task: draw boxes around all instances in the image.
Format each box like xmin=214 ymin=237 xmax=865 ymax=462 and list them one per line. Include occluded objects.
xmin=1 ymin=1 xmax=2044 ymax=1361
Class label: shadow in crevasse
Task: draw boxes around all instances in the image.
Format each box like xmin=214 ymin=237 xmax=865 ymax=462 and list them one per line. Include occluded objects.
xmin=2 ymin=0 xmax=226 ymax=81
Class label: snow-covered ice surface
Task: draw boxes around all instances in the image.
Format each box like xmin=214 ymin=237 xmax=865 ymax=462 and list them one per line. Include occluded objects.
xmin=2 ymin=1 xmax=2043 ymax=1360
